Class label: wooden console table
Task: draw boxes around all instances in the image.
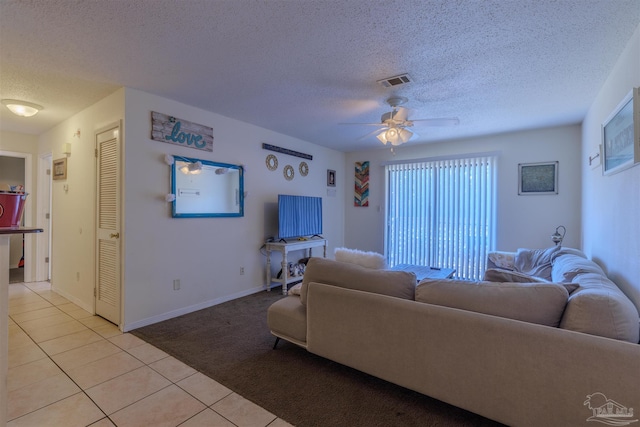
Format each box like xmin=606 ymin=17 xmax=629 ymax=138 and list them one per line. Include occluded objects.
xmin=265 ymin=238 xmax=327 ymax=295
xmin=1 ymin=227 xmax=43 ymax=426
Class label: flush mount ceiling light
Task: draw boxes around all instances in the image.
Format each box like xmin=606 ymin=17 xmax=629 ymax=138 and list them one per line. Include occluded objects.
xmin=1 ymin=99 xmax=43 ymax=117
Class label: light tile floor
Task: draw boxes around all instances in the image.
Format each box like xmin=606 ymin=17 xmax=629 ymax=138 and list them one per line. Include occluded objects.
xmin=7 ymin=281 xmax=293 ymax=427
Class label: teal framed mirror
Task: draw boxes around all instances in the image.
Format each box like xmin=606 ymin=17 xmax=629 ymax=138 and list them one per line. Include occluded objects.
xmin=170 ymin=156 xmax=244 ymax=218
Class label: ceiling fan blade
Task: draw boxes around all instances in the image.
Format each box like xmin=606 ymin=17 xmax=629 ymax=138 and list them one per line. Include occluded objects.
xmin=392 ymin=107 xmax=409 ymax=122
xmin=356 ymin=127 xmax=386 ymax=141
xmin=338 ymin=122 xmax=385 ymax=126
xmin=411 ymin=117 xmax=460 ymax=126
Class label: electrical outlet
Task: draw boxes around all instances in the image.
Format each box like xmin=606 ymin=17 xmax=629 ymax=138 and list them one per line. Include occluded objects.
xmin=240 ymin=267 xmax=245 ymax=275
xmin=173 ymin=279 xmax=180 ymax=290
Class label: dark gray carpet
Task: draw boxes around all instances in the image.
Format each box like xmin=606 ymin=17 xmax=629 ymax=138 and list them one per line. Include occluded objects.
xmin=131 ymin=289 xmax=504 ymax=427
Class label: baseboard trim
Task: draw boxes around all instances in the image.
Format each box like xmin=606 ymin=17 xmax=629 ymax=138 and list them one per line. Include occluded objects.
xmin=51 ymin=285 xmax=93 ymax=314
xmin=122 ymin=285 xmax=265 ymax=332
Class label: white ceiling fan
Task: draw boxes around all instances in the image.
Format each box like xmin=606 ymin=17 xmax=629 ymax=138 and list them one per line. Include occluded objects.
xmin=343 ymin=96 xmax=460 ymax=146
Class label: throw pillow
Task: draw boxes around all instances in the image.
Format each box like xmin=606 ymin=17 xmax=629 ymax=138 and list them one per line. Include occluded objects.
xmin=551 ymin=254 xmax=605 ymax=283
xmin=334 ymin=247 xmax=387 ymax=269
xmin=487 ymin=251 xmax=516 ymax=270
xmin=288 ymin=283 xmax=302 ymax=296
xmin=514 ymin=246 xmax=561 ymax=280
xmin=415 ymin=279 xmax=569 ymax=327
xmin=483 ymin=268 xmax=579 ymax=294
xmin=484 ymin=268 xmax=549 ymax=283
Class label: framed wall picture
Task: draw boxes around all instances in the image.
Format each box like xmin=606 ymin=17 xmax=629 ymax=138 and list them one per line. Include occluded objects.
xmin=52 ymin=157 xmax=67 ymax=180
xmin=327 ymin=169 xmax=336 ymax=187
xmin=518 ymin=161 xmax=558 ymax=195
xmin=602 ymin=87 xmax=640 ymax=175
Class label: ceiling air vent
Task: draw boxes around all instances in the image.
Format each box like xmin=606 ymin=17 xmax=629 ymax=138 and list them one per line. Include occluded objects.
xmin=377 ymin=74 xmax=412 ymax=88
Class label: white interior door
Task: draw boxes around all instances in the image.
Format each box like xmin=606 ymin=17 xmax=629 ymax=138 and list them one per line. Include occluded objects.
xmin=95 ymin=123 xmax=121 ymax=325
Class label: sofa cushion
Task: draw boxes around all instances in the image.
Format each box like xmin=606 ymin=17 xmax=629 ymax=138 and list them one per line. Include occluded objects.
xmin=415 ymin=279 xmax=569 ymax=327
xmin=514 ymin=245 xmax=561 ymax=280
xmin=560 ymin=272 xmax=639 ymax=343
xmin=334 ymin=247 xmax=387 ymax=269
xmin=300 ymin=257 xmax=416 ymax=305
xmin=551 ymin=254 xmax=605 ymax=283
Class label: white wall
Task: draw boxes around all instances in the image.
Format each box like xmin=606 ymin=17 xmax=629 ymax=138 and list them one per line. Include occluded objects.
xmin=122 ymin=88 xmax=345 ymax=330
xmin=582 ymin=23 xmax=640 ymax=313
xmin=37 ymin=89 xmax=125 ymax=311
xmin=344 ymin=125 xmax=582 ymax=254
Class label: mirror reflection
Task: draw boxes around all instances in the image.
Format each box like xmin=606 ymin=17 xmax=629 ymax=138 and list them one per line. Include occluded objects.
xmin=171 ymin=156 xmax=244 ymax=217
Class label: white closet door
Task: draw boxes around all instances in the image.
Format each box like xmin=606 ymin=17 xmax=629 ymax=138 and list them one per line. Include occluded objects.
xmin=95 ymin=123 xmax=121 ymax=325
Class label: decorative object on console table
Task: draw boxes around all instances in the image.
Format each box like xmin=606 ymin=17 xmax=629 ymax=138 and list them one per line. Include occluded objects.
xmin=602 ymin=87 xmax=640 ymax=176
xmin=151 ymin=111 xmax=214 ymax=152
xmin=265 ymin=239 xmax=327 ymax=295
xmin=518 ymin=161 xmax=558 ymax=195
xmin=354 ymin=161 xmax=369 ymax=206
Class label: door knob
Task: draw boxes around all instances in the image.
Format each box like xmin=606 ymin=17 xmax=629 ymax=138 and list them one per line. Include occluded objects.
xmin=110 ymin=232 xmax=120 ymax=239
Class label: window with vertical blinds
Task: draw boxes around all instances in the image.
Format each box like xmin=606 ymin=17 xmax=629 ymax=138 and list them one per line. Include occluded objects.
xmin=385 ymin=155 xmax=497 ymax=281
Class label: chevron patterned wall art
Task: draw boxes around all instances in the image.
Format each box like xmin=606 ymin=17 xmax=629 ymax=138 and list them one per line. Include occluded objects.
xmin=354 ymin=161 xmax=369 ymax=207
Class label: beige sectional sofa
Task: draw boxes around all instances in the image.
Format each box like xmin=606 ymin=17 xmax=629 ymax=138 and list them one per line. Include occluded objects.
xmin=267 ymin=249 xmax=640 ymax=427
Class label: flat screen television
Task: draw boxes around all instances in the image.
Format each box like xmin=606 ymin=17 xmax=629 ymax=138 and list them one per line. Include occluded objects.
xmin=278 ymin=194 xmax=323 ymax=241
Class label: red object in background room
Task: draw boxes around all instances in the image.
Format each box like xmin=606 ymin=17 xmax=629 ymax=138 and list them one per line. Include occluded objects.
xmin=0 ymin=191 xmax=28 ymax=227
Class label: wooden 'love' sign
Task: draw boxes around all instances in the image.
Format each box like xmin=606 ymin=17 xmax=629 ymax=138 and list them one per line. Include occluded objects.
xmin=151 ymin=111 xmax=214 ymax=152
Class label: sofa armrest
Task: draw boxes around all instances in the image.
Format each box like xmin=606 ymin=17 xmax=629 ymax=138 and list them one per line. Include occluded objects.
xmin=306 ymin=282 xmax=640 ymax=427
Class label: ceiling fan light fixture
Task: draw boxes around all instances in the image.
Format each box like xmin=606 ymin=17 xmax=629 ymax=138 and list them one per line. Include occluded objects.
xmin=1 ymin=99 xmax=43 ymax=117
xmin=377 ymin=127 xmax=413 ymax=146
xmin=385 ymin=128 xmax=400 ymax=145
xmin=398 ymin=128 xmax=413 ymax=143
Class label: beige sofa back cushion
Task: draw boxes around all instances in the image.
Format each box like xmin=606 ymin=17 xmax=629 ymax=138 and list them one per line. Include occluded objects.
xmin=415 ymin=279 xmax=569 ymax=327
xmin=559 ymin=272 xmax=640 ymax=343
xmin=300 ymin=257 xmax=416 ymax=305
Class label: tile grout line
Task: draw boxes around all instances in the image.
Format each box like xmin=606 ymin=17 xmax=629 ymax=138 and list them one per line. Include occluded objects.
xmin=9 ymin=283 xmax=287 ymax=427
xmin=8 ymin=292 xmax=112 ymax=424
xmin=9 ymin=284 xmax=240 ymax=426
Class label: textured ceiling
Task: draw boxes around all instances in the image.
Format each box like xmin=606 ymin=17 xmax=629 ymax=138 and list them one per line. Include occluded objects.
xmin=1 ymin=0 xmax=639 ymax=152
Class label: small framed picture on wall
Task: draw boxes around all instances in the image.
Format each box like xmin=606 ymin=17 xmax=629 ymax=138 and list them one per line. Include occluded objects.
xmin=327 ymin=169 xmax=336 ymax=187
xmin=518 ymin=161 xmax=558 ymax=195
xmin=52 ymin=157 xmax=67 ymax=180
